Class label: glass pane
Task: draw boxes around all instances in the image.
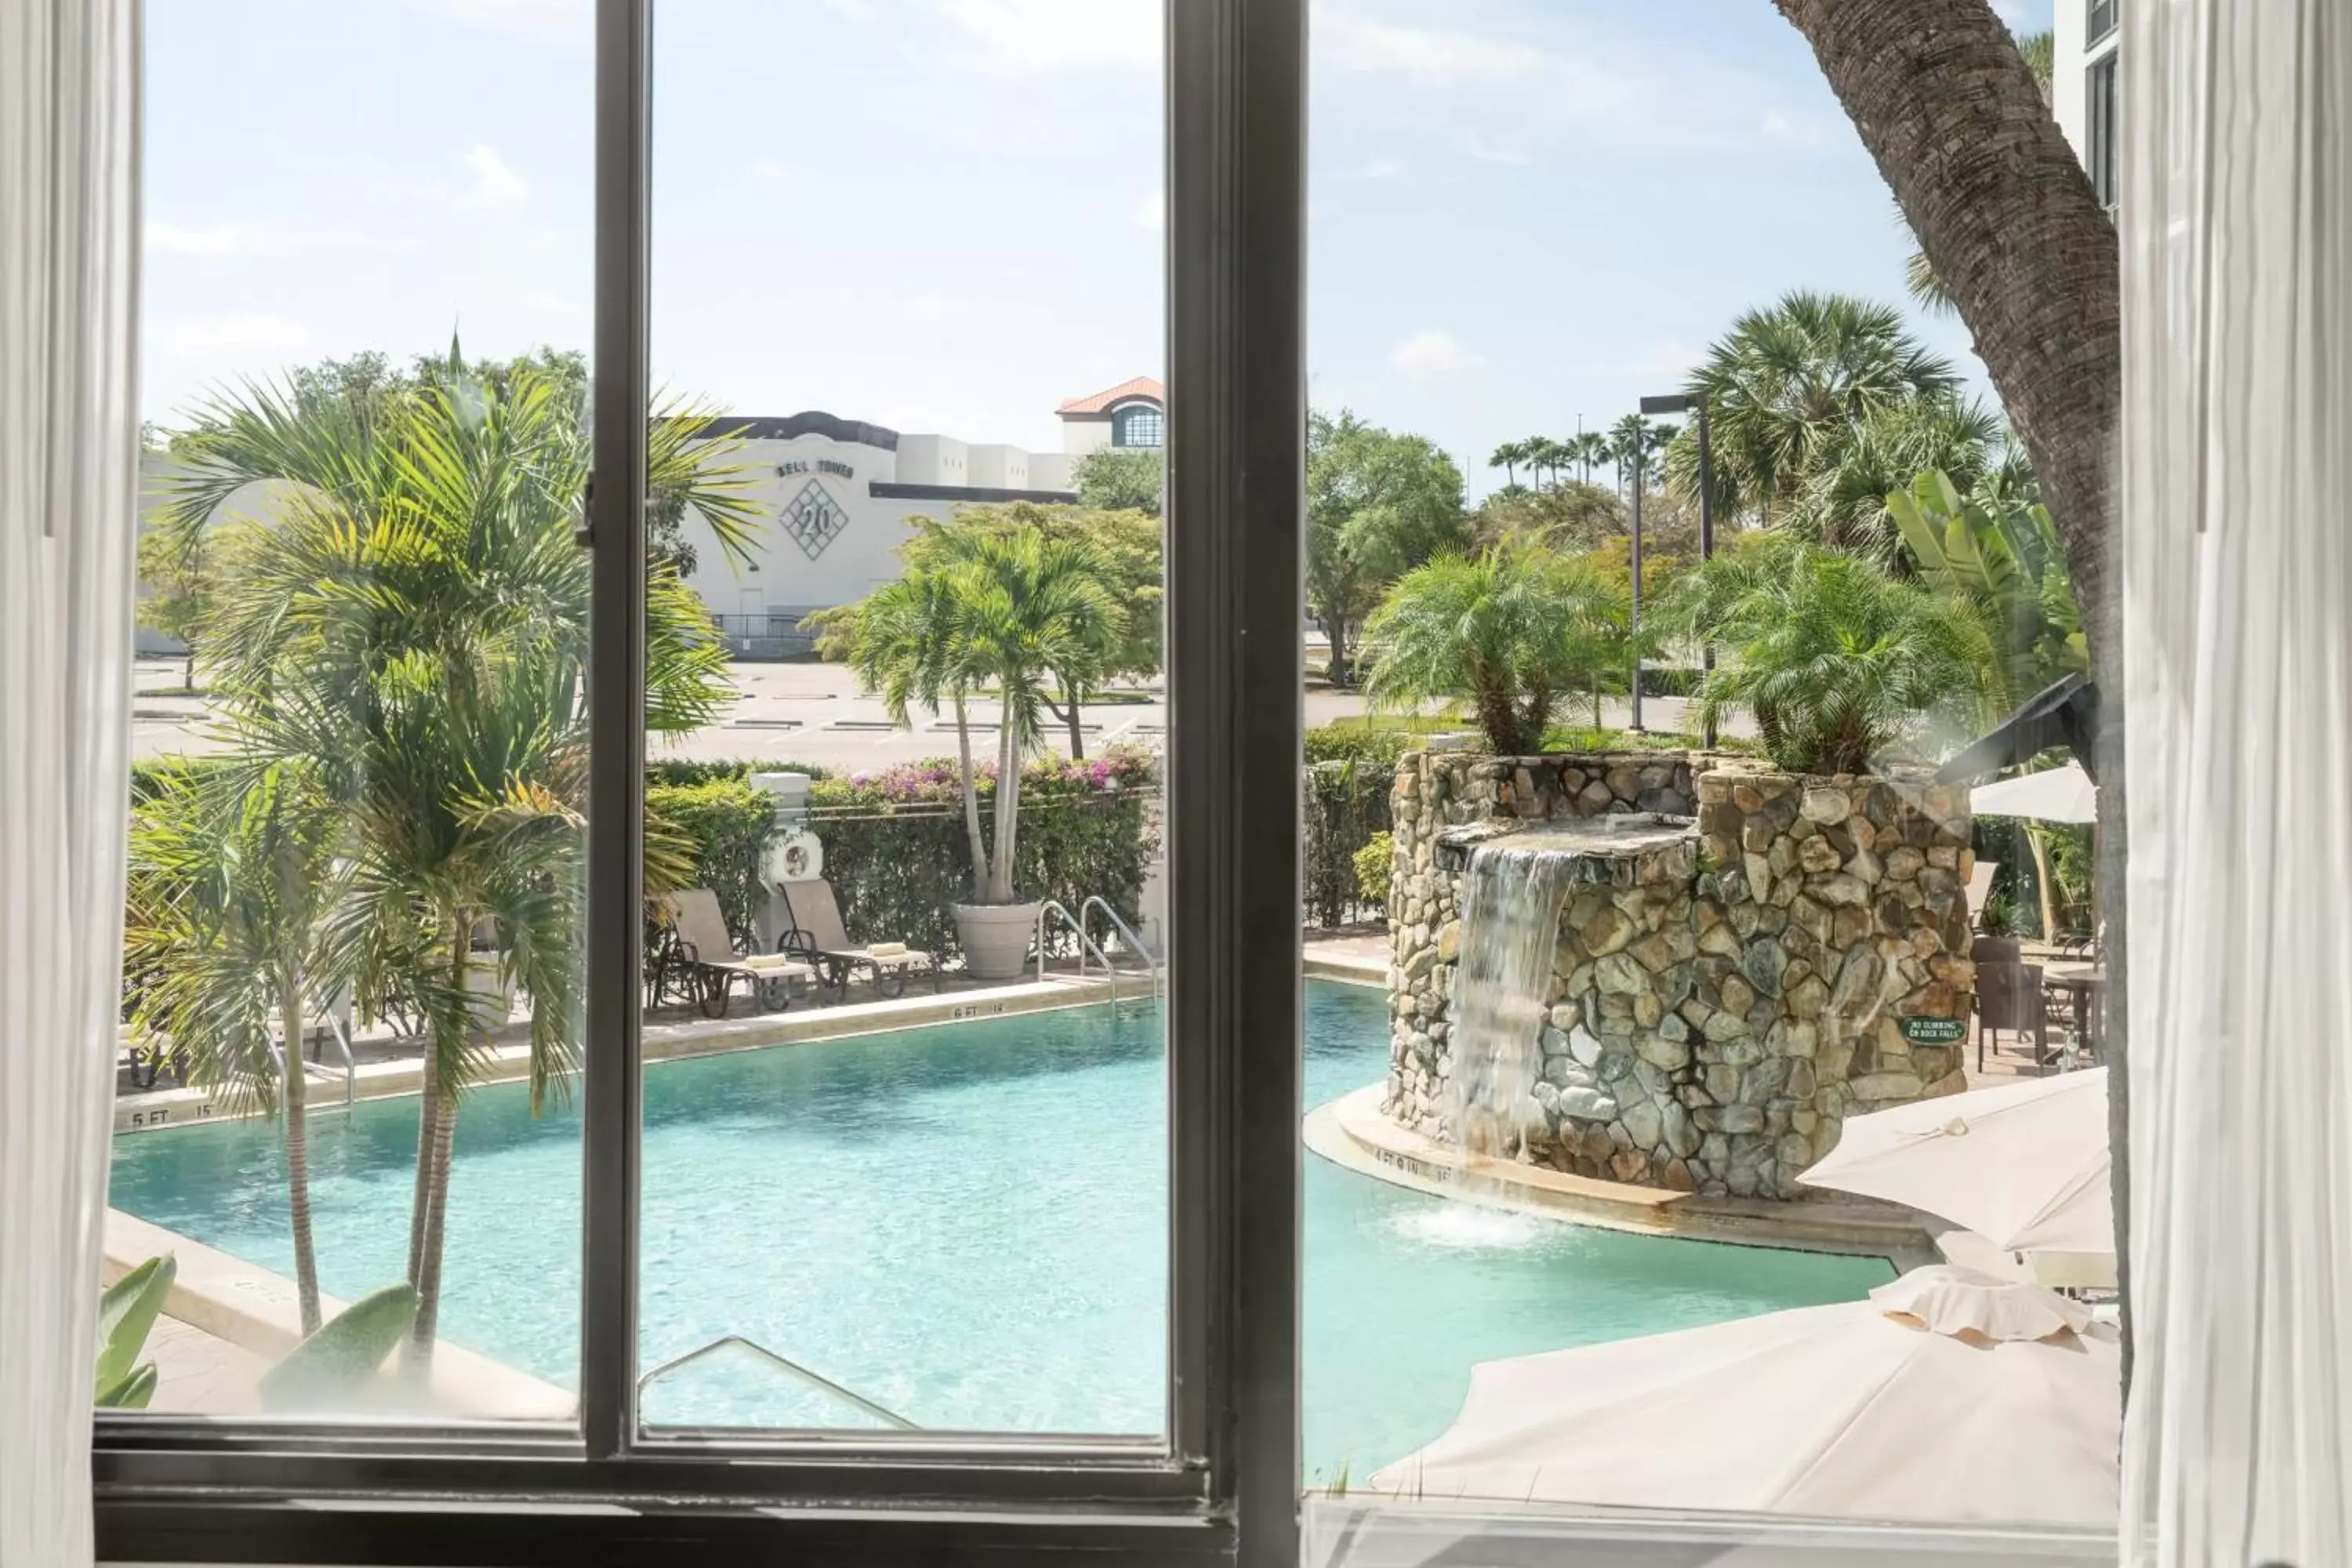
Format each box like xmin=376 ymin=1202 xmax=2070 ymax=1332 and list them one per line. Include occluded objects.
xmin=1301 ymin=0 xmax=2118 ymax=1535
xmin=107 ymin=0 xmax=594 ymax=1421
xmin=637 ymin=0 xmax=1167 ymax=1436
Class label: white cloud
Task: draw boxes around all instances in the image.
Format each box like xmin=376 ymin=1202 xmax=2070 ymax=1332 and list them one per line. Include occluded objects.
xmin=1991 ymin=0 xmax=2027 ymax=24
xmin=935 ymin=0 xmax=1157 ymax=72
xmin=162 ymin=314 xmax=313 ymax=357
xmin=526 ymin=289 xmax=580 ymax=314
xmin=1133 ymin=190 xmax=1164 ymax=231
xmin=1760 ymin=110 xmax=1825 ymax=147
xmin=405 ymin=0 xmax=589 ymax=51
xmin=822 ymin=0 xmax=878 ymax=17
xmin=1360 ymin=158 xmax=1406 ymax=180
xmin=909 ymin=294 xmax=953 ymax=321
xmin=147 ymin=220 xmax=243 ymax=257
xmin=751 ymin=159 xmax=795 ymax=184
xmin=1389 ymin=330 xmax=1484 ymax=380
xmin=461 ymin=144 xmax=529 ymax=209
xmin=1317 ymin=5 xmax=1544 ymax=85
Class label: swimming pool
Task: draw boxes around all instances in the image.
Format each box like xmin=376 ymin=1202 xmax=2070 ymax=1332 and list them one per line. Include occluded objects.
xmin=107 ymin=980 xmax=1890 ymax=1479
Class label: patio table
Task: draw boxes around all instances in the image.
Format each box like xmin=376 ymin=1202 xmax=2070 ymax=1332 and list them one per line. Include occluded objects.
xmin=2042 ymin=964 xmax=2107 ymax=1063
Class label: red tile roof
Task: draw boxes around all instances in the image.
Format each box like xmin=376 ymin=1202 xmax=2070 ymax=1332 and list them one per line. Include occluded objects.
xmin=1057 ymin=376 xmax=1165 ymax=416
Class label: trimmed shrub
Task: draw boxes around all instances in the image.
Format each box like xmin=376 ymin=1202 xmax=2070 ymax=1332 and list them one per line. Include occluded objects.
xmin=1304 ymin=758 xmax=1392 ymax=929
xmin=647 ymin=757 xmax=831 ymax=786
xmin=1304 ymin=721 xmax=1415 ymax=770
xmin=1353 ymin=830 xmax=1393 ymax=910
xmin=807 ymin=749 xmax=1159 ymax=963
xmin=646 ymin=778 xmax=782 ymax=938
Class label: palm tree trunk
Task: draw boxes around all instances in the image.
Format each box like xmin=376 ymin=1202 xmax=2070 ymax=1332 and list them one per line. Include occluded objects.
xmin=954 ymin=694 xmax=988 ymax=900
xmin=989 ymin=709 xmax=1020 ymax=902
xmin=279 ymin=967 xmax=321 ymax=1337
xmin=408 ymin=1085 xmax=459 ymax=1370
xmin=405 ymin=924 xmax=466 ymax=1377
xmin=1059 ymin=679 xmax=1085 ymax=760
xmin=2027 ymin=823 xmax=2061 ymax=941
xmin=1774 ymin=0 xmax=2126 ymax=1389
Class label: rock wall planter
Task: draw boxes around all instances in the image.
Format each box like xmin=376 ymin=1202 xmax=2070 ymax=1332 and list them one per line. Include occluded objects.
xmin=1385 ymin=752 xmax=1975 ymax=1200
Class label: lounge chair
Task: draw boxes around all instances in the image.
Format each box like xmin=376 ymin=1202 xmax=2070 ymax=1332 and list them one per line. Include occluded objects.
xmin=775 ymin=878 xmax=940 ymax=1000
xmin=661 ymin=888 xmax=813 ymax=1018
xmin=1970 ymin=935 xmax=2048 ymax=1074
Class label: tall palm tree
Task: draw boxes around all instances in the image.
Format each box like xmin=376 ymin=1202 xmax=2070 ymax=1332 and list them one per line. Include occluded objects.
xmin=1359 ymin=542 xmax=1633 ymax=756
xmin=1608 ymin=413 xmax=1653 ymax=495
xmin=1572 ymin=430 xmax=1611 ymax=488
xmin=126 ymin=759 xmax=346 ymax=1334
xmin=1488 ymin=439 xmax=1530 ymax=490
xmin=160 ymin=347 xmax=757 ymax=1370
xmin=811 ymin=521 xmax=1118 ymax=906
xmin=1660 ymin=290 xmax=1959 ymax=528
xmin=1657 ymin=533 xmax=1994 ymax=774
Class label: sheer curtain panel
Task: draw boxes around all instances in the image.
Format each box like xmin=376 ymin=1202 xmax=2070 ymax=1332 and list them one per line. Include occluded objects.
xmin=2119 ymin=2 xmax=2352 ymax=1563
xmin=0 ymin=2 xmax=143 ymax=1565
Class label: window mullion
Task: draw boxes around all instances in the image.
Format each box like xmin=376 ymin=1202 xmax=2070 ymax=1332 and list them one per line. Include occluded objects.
xmin=581 ymin=0 xmax=652 ymax=1465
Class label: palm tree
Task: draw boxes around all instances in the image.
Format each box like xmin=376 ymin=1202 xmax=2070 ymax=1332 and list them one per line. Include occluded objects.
xmin=1660 ymin=291 xmax=1959 ymax=529
xmin=1657 ymin=533 xmax=1994 ymax=775
xmin=1608 ymin=414 xmax=1654 ymax=496
xmin=1489 ymin=439 xmax=1530 ymax=490
xmin=1358 ymin=542 xmax=1633 ymax=756
xmin=1571 ymin=430 xmax=1610 ymax=488
xmin=126 ymin=759 xmax=346 ymax=1334
xmin=811 ymin=521 xmax=1119 ymax=906
xmin=1787 ymin=394 xmax=2005 ymax=563
xmin=159 ymin=346 xmax=757 ymax=1370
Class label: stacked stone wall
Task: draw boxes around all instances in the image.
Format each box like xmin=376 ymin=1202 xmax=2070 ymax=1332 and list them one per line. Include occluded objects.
xmin=1385 ymin=752 xmax=1975 ymax=1199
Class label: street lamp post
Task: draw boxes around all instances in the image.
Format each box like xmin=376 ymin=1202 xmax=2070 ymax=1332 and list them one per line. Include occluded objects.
xmin=1640 ymin=392 xmax=1716 ymax=747
xmin=1628 ymin=433 xmax=1646 ymax=732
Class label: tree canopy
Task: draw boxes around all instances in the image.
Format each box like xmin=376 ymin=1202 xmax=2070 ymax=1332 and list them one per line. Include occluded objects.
xmin=1306 ymin=408 xmax=1472 ymax=684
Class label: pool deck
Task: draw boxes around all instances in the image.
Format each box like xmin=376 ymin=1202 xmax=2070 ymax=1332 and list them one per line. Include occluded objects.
xmin=114 ymin=969 xmax=1136 ymax=1134
xmin=104 ymin=1210 xmax=574 ymax=1419
xmin=1306 ymin=1083 xmax=1943 ymax=1269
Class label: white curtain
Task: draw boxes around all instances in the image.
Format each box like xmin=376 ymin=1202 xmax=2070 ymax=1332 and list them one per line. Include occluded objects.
xmin=2120 ymin=2 xmax=2352 ymax=1564
xmin=0 ymin=1 xmax=142 ymax=1564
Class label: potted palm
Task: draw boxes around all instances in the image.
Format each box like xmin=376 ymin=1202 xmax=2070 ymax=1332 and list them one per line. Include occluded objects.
xmin=810 ymin=517 xmax=1120 ymax=978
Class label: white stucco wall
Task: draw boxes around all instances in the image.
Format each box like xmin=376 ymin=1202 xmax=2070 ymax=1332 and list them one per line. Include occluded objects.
xmin=1062 ymin=417 xmax=1114 ymax=456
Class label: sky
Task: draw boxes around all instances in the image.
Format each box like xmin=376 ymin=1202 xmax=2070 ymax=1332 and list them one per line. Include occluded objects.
xmin=141 ymin=0 xmax=2053 ymax=500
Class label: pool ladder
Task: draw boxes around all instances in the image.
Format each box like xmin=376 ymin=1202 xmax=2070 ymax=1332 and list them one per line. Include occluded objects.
xmin=266 ymin=997 xmax=358 ymax=1112
xmin=638 ymin=1335 xmax=916 ymax=1430
xmin=1033 ymin=898 xmax=1161 ymax=1007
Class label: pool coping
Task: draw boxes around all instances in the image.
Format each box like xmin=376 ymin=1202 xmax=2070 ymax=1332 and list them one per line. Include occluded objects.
xmin=1305 ymin=1083 xmax=1942 ymax=1269
xmin=114 ymin=973 xmax=1134 ymax=1134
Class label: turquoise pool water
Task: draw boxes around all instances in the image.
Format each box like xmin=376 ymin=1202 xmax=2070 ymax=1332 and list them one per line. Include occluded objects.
xmin=107 ymin=981 xmax=1889 ymax=1479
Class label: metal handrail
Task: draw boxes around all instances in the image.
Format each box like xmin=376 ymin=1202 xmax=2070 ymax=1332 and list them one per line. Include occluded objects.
xmin=637 ymin=1334 xmax=916 ymax=1430
xmin=1033 ymin=898 xmax=1120 ymax=1006
xmin=267 ymin=1001 xmax=358 ymax=1112
xmin=1079 ymin=896 xmax=1161 ymax=1004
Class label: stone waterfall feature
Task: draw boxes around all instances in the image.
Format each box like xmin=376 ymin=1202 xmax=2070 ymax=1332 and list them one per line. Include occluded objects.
xmin=1385 ymin=753 xmax=1977 ymax=1200
xmin=1446 ymin=818 xmax=1699 ymax=1162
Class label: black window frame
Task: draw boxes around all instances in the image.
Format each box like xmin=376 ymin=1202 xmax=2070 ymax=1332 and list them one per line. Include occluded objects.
xmin=91 ymin=0 xmax=1308 ymax=1562
xmin=2088 ymin=48 xmax=2120 ymax=216
xmin=1116 ymin=404 xmax=1168 ymax=448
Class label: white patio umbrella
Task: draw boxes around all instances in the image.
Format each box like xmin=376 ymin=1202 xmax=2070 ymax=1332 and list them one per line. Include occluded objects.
xmin=1969 ymin=761 xmax=2097 ymax=823
xmin=1368 ymin=1267 xmax=2118 ymax=1525
xmin=1798 ymin=1069 xmax=2112 ymax=1254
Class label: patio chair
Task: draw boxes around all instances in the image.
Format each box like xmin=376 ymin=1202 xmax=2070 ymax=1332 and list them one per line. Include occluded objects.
xmin=776 ymin=878 xmax=941 ymax=1001
xmin=1970 ymin=935 xmax=2048 ymax=1074
xmin=661 ymin=887 xmax=814 ymax=1019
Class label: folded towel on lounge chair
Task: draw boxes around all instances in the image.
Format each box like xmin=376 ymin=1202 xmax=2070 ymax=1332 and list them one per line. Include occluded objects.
xmin=743 ymin=953 xmax=804 ymax=972
xmin=865 ymin=942 xmax=907 ymax=958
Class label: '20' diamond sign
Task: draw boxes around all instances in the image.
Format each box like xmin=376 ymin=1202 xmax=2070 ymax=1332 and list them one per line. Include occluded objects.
xmin=781 ymin=480 xmax=851 ymax=559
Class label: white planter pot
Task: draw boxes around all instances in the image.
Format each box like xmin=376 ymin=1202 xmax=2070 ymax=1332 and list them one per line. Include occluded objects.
xmin=466 ymin=954 xmax=517 ymax=1027
xmin=954 ymin=901 xmax=1043 ymax=981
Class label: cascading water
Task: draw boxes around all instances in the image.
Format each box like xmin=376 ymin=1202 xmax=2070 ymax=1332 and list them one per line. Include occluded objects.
xmin=1447 ymin=838 xmax=1581 ymax=1161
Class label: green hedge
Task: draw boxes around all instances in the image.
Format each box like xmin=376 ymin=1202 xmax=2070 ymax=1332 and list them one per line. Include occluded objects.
xmin=806 ymin=750 xmax=1159 ymax=963
xmin=647 ymin=757 xmax=833 ymax=786
xmin=1304 ymin=758 xmax=1392 ymax=929
xmin=646 ymin=779 xmax=781 ymax=939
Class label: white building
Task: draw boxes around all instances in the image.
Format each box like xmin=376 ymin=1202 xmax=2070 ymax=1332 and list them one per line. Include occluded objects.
xmin=677 ymin=376 xmax=1164 ymax=655
xmin=2053 ymin=0 xmax=2120 ymax=219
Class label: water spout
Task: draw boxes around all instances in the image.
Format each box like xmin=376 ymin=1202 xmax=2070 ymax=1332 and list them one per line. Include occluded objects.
xmin=1450 ymin=839 xmax=1580 ymax=1160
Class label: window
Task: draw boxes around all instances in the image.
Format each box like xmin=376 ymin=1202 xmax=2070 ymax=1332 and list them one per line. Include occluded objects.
xmin=2088 ymin=0 xmax=2118 ymax=46
xmin=93 ymin=1 xmax=1303 ymax=1562
xmin=2089 ymin=51 xmax=2120 ymax=216
xmin=1115 ymin=405 xmax=1165 ymax=448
